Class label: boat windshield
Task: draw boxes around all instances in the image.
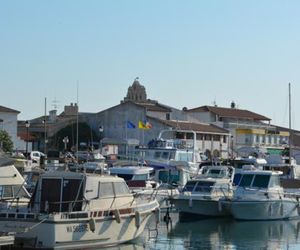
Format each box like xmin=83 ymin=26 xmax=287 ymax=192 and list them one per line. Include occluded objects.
xmin=158 ymin=170 xmax=180 ymax=184
xmin=175 ymin=151 xmax=193 ymax=162
xmin=236 ymin=173 xmax=272 ymax=188
xmin=0 ymin=185 xmax=30 ymax=199
xmin=194 ymin=181 xmax=214 ymax=193
xmin=239 ymin=174 xmax=254 ymax=187
xmin=252 ymin=175 xmax=270 ymax=188
xmin=183 ymin=181 xmax=197 ymax=192
xmin=204 ymin=169 xmax=228 ymax=178
xmin=132 ymin=174 xmax=148 ymax=181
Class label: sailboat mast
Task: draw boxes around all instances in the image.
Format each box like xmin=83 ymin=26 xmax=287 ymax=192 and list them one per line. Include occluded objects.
xmin=44 ymin=97 xmax=47 ymax=155
xmin=76 ymin=83 xmax=79 ymax=163
xmin=289 ymin=82 xmax=292 ymax=165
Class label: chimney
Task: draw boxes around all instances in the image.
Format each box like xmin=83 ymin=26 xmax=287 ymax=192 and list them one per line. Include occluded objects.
xmin=231 ymin=101 xmax=236 ymax=109
xmin=64 ymin=103 xmax=78 ymax=116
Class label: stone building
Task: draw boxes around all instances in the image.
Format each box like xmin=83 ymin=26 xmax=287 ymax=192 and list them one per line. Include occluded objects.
xmin=123 ymin=77 xmax=147 ymax=103
xmin=184 ymin=104 xmax=291 ymax=156
xmin=0 ymin=105 xmax=25 ymax=151
xmin=87 ymin=78 xmax=231 ymax=158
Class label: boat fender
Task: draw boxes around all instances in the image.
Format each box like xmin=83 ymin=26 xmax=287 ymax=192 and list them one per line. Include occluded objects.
xmin=155 ymin=208 xmax=160 ymax=224
xmin=135 ymin=211 xmax=141 ymax=228
xmin=114 ymin=209 xmax=121 ymax=224
xmin=89 ymin=218 xmax=96 ymax=233
xmin=189 ymin=198 xmax=193 ymax=208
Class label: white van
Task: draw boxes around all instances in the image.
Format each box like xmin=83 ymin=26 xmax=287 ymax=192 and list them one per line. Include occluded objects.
xmin=30 ymin=151 xmax=45 ymax=163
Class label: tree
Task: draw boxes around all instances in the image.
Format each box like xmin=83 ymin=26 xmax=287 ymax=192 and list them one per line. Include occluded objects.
xmin=0 ymin=130 xmax=13 ymax=152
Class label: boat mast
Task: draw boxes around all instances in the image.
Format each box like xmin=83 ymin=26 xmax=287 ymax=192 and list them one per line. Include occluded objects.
xmin=44 ymin=97 xmax=47 ymax=155
xmin=76 ymin=83 xmax=79 ymax=163
xmin=289 ymin=82 xmax=292 ymax=165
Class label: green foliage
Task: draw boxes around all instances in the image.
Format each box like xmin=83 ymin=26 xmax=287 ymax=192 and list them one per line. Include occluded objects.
xmin=0 ymin=130 xmax=13 ymax=152
xmin=282 ymin=147 xmax=289 ymax=157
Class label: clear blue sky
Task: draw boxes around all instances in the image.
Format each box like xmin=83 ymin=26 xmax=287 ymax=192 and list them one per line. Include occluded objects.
xmin=1 ymin=1 xmax=300 ymax=129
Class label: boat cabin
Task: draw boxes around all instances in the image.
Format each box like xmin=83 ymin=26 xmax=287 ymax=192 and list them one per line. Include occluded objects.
xmin=0 ymin=162 xmax=31 ymax=205
xmin=233 ymin=170 xmax=281 ymax=189
xmin=29 ymin=171 xmax=133 ymax=213
xmin=199 ymin=165 xmax=234 ymax=180
xmin=109 ymin=166 xmax=156 ymax=189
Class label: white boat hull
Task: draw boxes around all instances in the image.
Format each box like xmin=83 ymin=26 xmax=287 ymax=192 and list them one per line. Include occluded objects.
xmin=229 ymin=199 xmax=300 ymax=220
xmin=0 ymin=208 xmax=156 ymax=249
xmin=171 ymin=197 xmax=229 ymax=217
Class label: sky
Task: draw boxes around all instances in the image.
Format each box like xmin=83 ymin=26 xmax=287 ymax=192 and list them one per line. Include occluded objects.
xmin=1 ymin=1 xmax=300 ymax=129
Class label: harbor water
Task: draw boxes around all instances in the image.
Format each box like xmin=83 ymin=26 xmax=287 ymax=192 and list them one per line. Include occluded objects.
xmin=103 ymin=211 xmax=300 ymax=250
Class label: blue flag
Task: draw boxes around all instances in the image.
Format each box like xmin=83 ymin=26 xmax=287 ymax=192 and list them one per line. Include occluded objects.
xmin=127 ymin=121 xmax=136 ymax=129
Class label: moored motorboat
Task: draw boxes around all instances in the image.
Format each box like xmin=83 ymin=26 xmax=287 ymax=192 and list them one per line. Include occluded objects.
xmin=225 ymin=168 xmax=300 ymax=220
xmin=109 ymin=165 xmax=158 ymax=192
xmin=170 ymin=165 xmax=234 ymax=218
xmin=0 ymin=171 xmax=159 ymax=249
xmin=0 ymin=157 xmax=31 ymax=210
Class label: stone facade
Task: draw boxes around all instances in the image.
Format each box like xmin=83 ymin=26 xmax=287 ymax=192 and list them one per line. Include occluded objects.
xmin=123 ymin=78 xmax=147 ymax=102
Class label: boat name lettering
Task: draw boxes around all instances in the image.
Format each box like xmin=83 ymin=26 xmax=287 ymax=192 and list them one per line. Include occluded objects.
xmin=66 ymin=224 xmax=89 ymax=233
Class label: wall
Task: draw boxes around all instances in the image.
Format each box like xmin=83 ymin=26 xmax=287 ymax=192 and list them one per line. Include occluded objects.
xmin=0 ymin=112 xmax=19 ymax=150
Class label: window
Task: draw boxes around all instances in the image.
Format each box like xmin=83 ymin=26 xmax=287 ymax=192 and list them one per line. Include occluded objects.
xmin=13 ymin=186 xmax=29 ymax=198
xmin=113 ymin=182 xmax=130 ymax=195
xmin=99 ymin=182 xmax=114 ymax=197
xmin=154 ymin=152 xmax=161 ymax=159
xmin=256 ymin=135 xmax=260 ymax=143
xmin=162 ymin=152 xmax=169 ymax=159
xmin=233 ymin=174 xmax=241 ymax=186
xmin=166 ymin=113 xmax=170 ymax=120
xmin=133 ymin=174 xmax=148 ymax=181
xmin=196 ymin=134 xmax=203 ymax=140
xmin=223 ymin=136 xmax=227 ymax=143
xmin=268 ymin=135 xmax=272 ymax=144
xmin=239 ymin=174 xmax=254 ymax=187
xmin=2 ymin=186 xmax=13 ymax=198
xmin=205 ymin=134 xmax=211 ymax=141
xmin=176 ymin=152 xmax=193 ymax=162
xmin=252 ymin=175 xmax=270 ymax=188
xmin=194 ymin=181 xmax=214 ymax=193
xmin=213 ymin=135 xmax=220 ymax=141
xmin=269 ymin=175 xmax=280 ymax=187
xmin=183 ymin=181 xmax=197 ymax=192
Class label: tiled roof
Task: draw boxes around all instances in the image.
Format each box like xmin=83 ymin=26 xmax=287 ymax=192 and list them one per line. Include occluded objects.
xmin=0 ymin=105 xmax=20 ymax=114
xmin=154 ymin=119 xmax=229 ymax=134
xmin=186 ymin=105 xmax=270 ymax=121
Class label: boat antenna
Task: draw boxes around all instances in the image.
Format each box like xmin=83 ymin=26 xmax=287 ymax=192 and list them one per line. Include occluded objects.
xmin=76 ymin=82 xmax=79 ymax=164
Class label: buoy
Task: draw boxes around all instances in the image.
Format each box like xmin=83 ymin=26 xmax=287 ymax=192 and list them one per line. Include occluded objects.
xmin=135 ymin=211 xmax=141 ymax=228
xmin=114 ymin=209 xmax=121 ymax=224
xmin=89 ymin=218 xmax=96 ymax=232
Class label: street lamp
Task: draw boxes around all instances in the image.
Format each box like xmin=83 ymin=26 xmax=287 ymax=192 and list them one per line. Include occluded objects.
xmin=99 ymin=126 xmax=104 ymax=152
xmin=63 ymin=136 xmax=69 ymax=152
xmin=25 ymin=120 xmax=30 ymax=159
